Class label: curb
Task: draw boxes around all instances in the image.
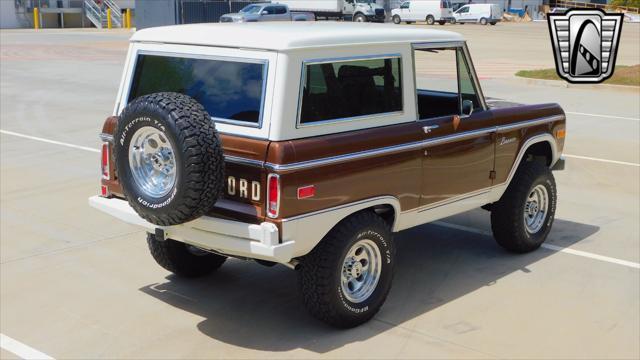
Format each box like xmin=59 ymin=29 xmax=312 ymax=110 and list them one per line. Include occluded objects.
xmin=513 ymin=76 xmax=640 ymax=93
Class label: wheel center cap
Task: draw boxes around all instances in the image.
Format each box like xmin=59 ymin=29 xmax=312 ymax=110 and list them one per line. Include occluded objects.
xmin=351 ymin=261 xmax=363 ymax=278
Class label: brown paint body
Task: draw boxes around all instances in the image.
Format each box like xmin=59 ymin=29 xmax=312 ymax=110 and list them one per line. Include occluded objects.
xmin=100 ymin=103 xmax=565 ymax=228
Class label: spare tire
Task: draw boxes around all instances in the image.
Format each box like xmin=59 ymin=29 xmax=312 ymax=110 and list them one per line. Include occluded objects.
xmin=114 ymin=92 xmax=224 ymax=226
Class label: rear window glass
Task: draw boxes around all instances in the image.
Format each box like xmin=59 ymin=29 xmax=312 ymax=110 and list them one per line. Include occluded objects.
xmin=300 ymin=57 xmax=402 ymax=124
xmin=128 ymin=54 xmax=266 ymax=125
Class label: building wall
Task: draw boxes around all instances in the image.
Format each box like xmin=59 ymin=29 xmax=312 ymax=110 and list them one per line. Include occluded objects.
xmin=1 ymin=1 xmax=23 ymax=28
xmin=136 ymin=0 xmax=177 ymax=29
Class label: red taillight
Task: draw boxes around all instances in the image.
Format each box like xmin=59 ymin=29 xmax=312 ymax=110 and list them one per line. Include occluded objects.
xmin=297 ymin=185 xmax=315 ymax=199
xmin=267 ymin=174 xmax=280 ymax=218
xmin=101 ymin=142 xmax=110 ymax=180
xmin=101 ymin=185 xmax=109 ymax=197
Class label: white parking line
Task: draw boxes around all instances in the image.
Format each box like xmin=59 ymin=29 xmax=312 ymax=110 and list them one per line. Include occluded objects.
xmin=565 ymin=111 xmax=640 ymax=122
xmin=0 ymin=130 xmax=100 ymax=153
xmin=563 ymin=154 xmax=640 ymax=167
xmin=433 ymin=221 xmax=640 ymax=270
xmin=0 ymin=334 xmax=54 ymax=360
xmin=2 ymin=129 xmax=639 ymax=169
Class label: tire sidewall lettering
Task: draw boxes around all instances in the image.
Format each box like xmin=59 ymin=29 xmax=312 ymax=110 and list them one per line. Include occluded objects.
xmin=337 ymin=228 xmax=393 ymax=314
xmin=117 ymin=113 xmax=181 ymax=210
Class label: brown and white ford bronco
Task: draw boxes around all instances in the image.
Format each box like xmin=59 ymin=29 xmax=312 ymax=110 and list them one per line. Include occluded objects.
xmin=89 ymin=22 xmax=566 ymax=328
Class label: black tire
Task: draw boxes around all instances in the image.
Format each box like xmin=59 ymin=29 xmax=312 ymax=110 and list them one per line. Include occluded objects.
xmin=438 ymin=20 xmax=446 ymax=25
xmin=115 ymin=92 xmax=225 ymax=226
xmin=450 ymin=18 xmax=457 ymax=24
xmin=147 ymin=233 xmax=226 ymax=278
xmin=426 ymin=15 xmax=435 ymax=25
xmin=479 ymin=17 xmax=488 ymax=25
xmin=406 ymin=21 xmax=414 ymax=24
xmin=354 ymin=13 xmax=367 ymax=22
xmin=299 ymin=211 xmax=395 ymax=328
xmin=392 ymin=15 xmax=401 ymax=24
xmin=491 ymin=161 xmax=557 ymax=253
xmin=490 ymin=21 xmax=497 ymax=25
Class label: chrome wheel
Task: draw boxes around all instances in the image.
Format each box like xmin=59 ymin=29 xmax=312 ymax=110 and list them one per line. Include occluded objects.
xmin=128 ymin=126 xmax=177 ymax=198
xmin=341 ymin=239 xmax=382 ymax=303
xmin=524 ymin=184 xmax=549 ymax=234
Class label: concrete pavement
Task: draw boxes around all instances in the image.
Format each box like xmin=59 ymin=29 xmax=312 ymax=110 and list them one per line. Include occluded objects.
xmin=1 ymin=24 xmax=638 ymax=359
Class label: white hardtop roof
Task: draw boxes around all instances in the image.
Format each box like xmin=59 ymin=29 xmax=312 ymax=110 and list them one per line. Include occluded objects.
xmin=131 ymin=22 xmax=464 ymax=51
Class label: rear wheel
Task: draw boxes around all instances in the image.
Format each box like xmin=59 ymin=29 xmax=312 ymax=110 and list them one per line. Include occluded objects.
xmin=426 ymin=15 xmax=435 ymax=25
xmin=450 ymin=18 xmax=457 ymax=24
xmin=392 ymin=15 xmax=401 ymax=24
xmin=438 ymin=20 xmax=446 ymax=25
xmin=147 ymin=234 xmax=226 ymax=277
xmin=480 ymin=17 xmax=488 ymax=25
xmin=299 ymin=211 xmax=395 ymax=328
xmin=490 ymin=21 xmax=497 ymax=25
xmin=490 ymin=161 xmax=557 ymax=253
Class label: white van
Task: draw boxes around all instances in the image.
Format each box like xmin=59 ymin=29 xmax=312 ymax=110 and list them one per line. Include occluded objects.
xmin=391 ymin=0 xmax=455 ymax=25
xmin=453 ymin=3 xmax=502 ymax=25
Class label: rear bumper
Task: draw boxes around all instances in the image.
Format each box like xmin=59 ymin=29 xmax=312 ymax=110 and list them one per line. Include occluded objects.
xmin=88 ymin=196 xmax=295 ymax=263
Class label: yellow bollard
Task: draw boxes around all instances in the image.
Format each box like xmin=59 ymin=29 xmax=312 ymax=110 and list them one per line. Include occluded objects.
xmin=107 ymin=8 xmax=112 ymax=29
xmin=33 ymin=7 xmax=39 ymax=29
xmin=126 ymin=8 xmax=132 ymax=29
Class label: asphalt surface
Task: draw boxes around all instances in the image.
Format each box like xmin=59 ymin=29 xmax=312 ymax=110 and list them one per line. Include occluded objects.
xmin=1 ymin=23 xmax=639 ymax=359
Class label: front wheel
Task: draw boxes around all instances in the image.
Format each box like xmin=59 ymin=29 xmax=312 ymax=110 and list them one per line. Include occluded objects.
xmin=354 ymin=13 xmax=367 ymax=22
xmin=299 ymin=211 xmax=395 ymax=328
xmin=450 ymin=18 xmax=457 ymax=24
xmin=426 ymin=15 xmax=435 ymax=25
xmin=479 ymin=17 xmax=488 ymax=25
xmin=490 ymin=161 xmax=557 ymax=253
xmin=392 ymin=15 xmax=401 ymax=24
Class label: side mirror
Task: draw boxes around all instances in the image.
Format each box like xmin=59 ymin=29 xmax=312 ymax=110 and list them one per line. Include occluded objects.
xmin=261 ymin=10 xmax=269 ymax=15
xmin=462 ymin=100 xmax=474 ymax=116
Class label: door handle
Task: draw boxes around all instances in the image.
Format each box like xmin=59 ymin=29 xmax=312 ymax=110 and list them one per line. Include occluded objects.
xmin=423 ymin=125 xmax=439 ymax=134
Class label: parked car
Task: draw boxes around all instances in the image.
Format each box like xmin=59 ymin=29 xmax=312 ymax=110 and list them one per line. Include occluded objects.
xmin=277 ymin=0 xmax=386 ymax=22
xmin=392 ymin=0 xmax=455 ymax=25
xmin=220 ymin=3 xmax=314 ymax=22
xmin=90 ymin=22 xmax=566 ymax=328
xmin=453 ymin=3 xmax=502 ymax=25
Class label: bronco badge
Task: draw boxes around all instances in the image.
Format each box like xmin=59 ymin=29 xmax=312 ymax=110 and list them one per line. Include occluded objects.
xmin=547 ymin=8 xmax=623 ymax=83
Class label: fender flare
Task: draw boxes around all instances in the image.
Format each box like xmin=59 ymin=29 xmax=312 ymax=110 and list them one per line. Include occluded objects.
xmin=281 ymin=196 xmax=402 ymax=257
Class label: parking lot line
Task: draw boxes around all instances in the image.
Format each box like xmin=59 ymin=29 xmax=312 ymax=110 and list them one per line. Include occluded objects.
xmin=563 ymin=154 xmax=640 ymax=167
xmin=0 ymin=130 xmax=100 ymax=153
xmin=565 ymin=111 xmax=640 ymax=122
xmin=2 ymin=129 xmax=640 ymax=169
xmin=433 ymin=221 xmax=640 ymax=270
xmin=0 ymin=334 xmax=54 ymax=360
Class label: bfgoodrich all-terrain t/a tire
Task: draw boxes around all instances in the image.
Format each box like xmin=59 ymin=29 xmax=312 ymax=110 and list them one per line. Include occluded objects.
xmin=491 ymin=161 xmax=557 ymax=253
xmin=114 ymin=92 xmax=224 ymax=226
xmin=299 ymin=211 xmax=395 ymax=328
xmin=147 ymin=233 xmax=226 ymax=278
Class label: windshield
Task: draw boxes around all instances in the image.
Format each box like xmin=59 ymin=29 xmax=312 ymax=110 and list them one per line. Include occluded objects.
xmin=356 ymin=0 xmax=375 ymax=4
xmin=240 ymin=5 xmax=262 ymax=13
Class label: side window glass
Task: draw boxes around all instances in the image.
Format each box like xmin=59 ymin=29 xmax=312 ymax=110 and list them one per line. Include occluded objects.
xmin=401 ymin=2 xmax=409 ymax=9
xmin=414 ymin=48 xmax=459 ymax=119
xmin=457 ymin=49 xmax=482 ymax=110
xmin=300 ymin=57 xmax=402 ymax=124
xmin=413 ymin=47 xmax=483 ymax=120
xmin=263 ymin=6 xmax=275 ymax=15
xmin=275 ymin=6 xmax=287 ymax=14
